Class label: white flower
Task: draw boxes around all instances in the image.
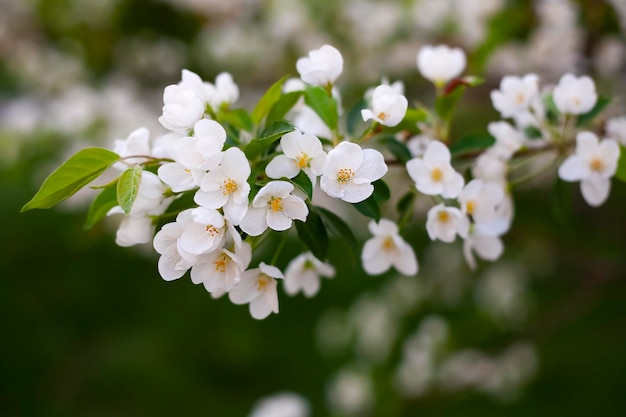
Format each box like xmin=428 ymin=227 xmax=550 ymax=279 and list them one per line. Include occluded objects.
xmin=153 ymin=210 xmax=195 ymax=281
xmin=249 ymin=392 xmax=310 ymax=417
xmin=558 ymin=131 xmax=620 ymax=206
xmin=552 ymin=73 xmax=597 ymax=115
xmin=284 ymin=252 xmax=335 ymax=297
xmin=361 ymin=84 xmax=408 ymax=127
xmin=112 ymin=127 xmax=152 ymax=167
xmin=229 ymin=262 xmax=283 ymax=320
xmin=178 ymin=207 xmax=226 ymax=255
xmin=191 ymin=241 xmax=252 ymax=295
xmin=171 ymin=119 xmax=226 ymax=170
xmin=158 ymin=84 xmax=205 ymax=132
xmin=296 ymin=44 xmax=343 ymax=87
xmin=463 ymin=231 xmax=504 ymax=271
xmin=406 ymin=141 xmax=464 ymax=198
xmin=487 ymin=121 xmax=524 ymax=160
xmin=407 ymin=135 xmax=434 ymax=157
xmin=210 ymin=72 xmax=239 ymax=109
xmin=458 ymin=179 xmax=505 ymax=225
xmin=472 ymin=151 xmax=508 ymax=187
xmin=115 ymin=216 xmax=154 ymax=247
xmin=320 ymin=142 xmax=388 ymax=203
xmin=426 ymin=204 xmax=469 ymax=243
xmin=361 ymin=219 xmax=418 ymax=276
xmin=417 ymin=45 xmax=466 ymax=87
xmin=239 ymin=181 xmax=309 ymax=236
xmin=490 ymin=74 xmax=539 ymax=118
xmin=194 ymin=147 xmax=251 ymax=224
xmin=606 ymin=116 xmax=626 ymax=146
xmin=265 ymin=129 xmax=327 ymax=185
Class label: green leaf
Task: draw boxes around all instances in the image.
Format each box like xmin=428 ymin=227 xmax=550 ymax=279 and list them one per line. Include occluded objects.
xmin=219 ymin=108 xmax=253 ymax=132
xmin=523 ymin=125 xmax=543 ymax=139
xmin=372 ymin=179 xmax=390 ymax=203
xmin=615 ymin=145 xmax=626 ymax=183
xmin=378 ymin=135 xmax=412 ymax=163
xmin=316 ymin=207 xmax=358 ymax=264
xmin=353 ymin=195 xmax=381 ymax=222
xmin=84 ymin=181 xmax=118 ymax=229
xmin=295 ymin=207 xmax=328 ymax=260
xmin=244 ymin=120 xmax=295 ymax=159
xmin=543 ymin=94 xmax=561 ymax=125
xmin=266 ymin=91 xmax=303 ymax=126
xmin=396 ymin=190 xmax=416 ymax=227
xmin=435 ymin=85 xmax=465 ymax=122
xmin=379 ymin=107 xmax=428 ymax=134
xmin=450 ymin=133 xmax=496 ymax=157
xmin=346 ymin=99 xmax=368 ymax=136
xmin=251 ymin=75 xmax=288 ymax=125
xmin=576 ymin=96 xmax=611 ymax=127
xmin=21 ymin=147 xmax=120 ymax=212
xmin=551 ymin=177 xmax=572 ymax=226
xmin=304 ymin=85 xmax=338 ymax=131
xmin=291 ymin=170 xmax=313 ymax=201
xmin=117 ymin=165 xmax=143 ymax=215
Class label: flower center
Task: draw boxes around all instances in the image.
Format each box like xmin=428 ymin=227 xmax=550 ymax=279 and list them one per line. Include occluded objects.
xmin=437 ymin=210 xmax=451 ymax=223
xmin=382 ymin=236 xmax=395 ymax=251
xmin=256 ymin=274 xmax=271 ymax=292
xmin=184 ymin=168 xmax=191 ymax=173
xmin=205 ymin=225 xmax=220 ymax=236
xmin=270 ymin=197 xmax=284 ymax=212
xmin=377 ymin=112 xmax=388 ymax=121
xmin=590 ymin=157 xmax=604 ymax=172
xmin=221 ymin=178 xmax=238 ymax=196
xmin=213 ymin=254 xmax=230 ymax=272
xmin=515 ymin=92 xmax=525 ymax=105
xmin=430 ymin=167 xmax=443 ymax=182
xmin=337 ymin=168 xmax=355 ymax=184
xmin=466 ymin=200 xmax=476 ymax=215
xmin=295 ymin=153 xmax=310 ymax=169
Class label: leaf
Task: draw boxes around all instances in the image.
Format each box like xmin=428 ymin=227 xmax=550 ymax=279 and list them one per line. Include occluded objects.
xmin=295 ymin=207 xmax=328 ymax=260
xmin=523 ymin=126 xmax=543 ymax=139
xmin=251 ymin=75 xmax=288 ymax=125
xmin=117 ymin=165 xmax=143 ymax=215
xmin=551 ymin=177 xmax=572 ymax=226
xmin=291 ymin=170 xmax=313 ymax=201
xmin=304 ymin=85 xmax=338 ymax=131
xmin=396 ymin=190 xmax=416 ymax=227
xmin=346 ymin=99 xmax=368 ymax=136
xmin=244 ymin=120 xmax=295 ymax=159
xmin=378 ymin=135 xmax=412 ymax=163
xmin=353 ymin=195 xmax=381 ymax=222
xmin=316 ymin=207 xmax=358 ymax=264
xmin=435 ymin=85 xmax=465 ymax=122
xmin=266 ymin=91 xmax=303 ymax=126
xmin=219 ymin=108 xmax=253 ymax=132
xmin=576 ymin=96 xmax=611 ymax=127
xmin=21 ymin=147 xmax=120 ymax=212
xmin=543 ymin=94 xmax=561 ymax=125
xmin=372 ymin=179 xmax=390 ymax=203
xmin=615 ymin=145 xmax=626 ymax=183
xmin=380 ymin=107 xmax=428 ymax=134
xmin=83 ymin=181 xmax=118 ymax=229
xmin=450 ymin=133 xmax=496 ymax=157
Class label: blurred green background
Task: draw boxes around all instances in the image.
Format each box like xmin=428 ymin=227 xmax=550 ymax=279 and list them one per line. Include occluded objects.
xmin=2 ymin=0 xmax=626 ymax=416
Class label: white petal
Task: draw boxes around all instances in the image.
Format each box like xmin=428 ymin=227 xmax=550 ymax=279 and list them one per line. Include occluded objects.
xmin=558 ymin=156 xmax=587 ymax=181
xmin=424 ymin=141 xmax=451 ymax=164
xmin=229 ymin=271 xmax=260 ymax=305
xmin=356 ymin=149 xmax=388 ymax=182
xmin=362 ymin=238 xmax=391 ymax=275
xmin=392 ymin=243 xmax=418 ymax=276
xmin=239 ymin=207 xmax=269 ymax=236
xmin=580 ymin=176 xmax=611 ymax=207
xmin=283 ymin=196 xmax=309 ymax=221
xmin=341 ymin=182 xmax=374 ymax=203
xmin=266 ymin=155 xmax=300 ymax=179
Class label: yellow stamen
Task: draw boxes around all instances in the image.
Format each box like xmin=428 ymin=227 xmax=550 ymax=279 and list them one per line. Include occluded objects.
xmin=515 ymin=92 xmax=525 ymax=104
xmin=437 ymin=210 xmax=450 ymax=223
xmin=377 ymin=112 xmax=388 ymax=121
xmin=466 ymin=200 xmax=476 ymax=216
xmin=337 ymin=168 xmax=355 ymax=184
xmin=205 ymin=225 xmax=220 ymax=236
xmin=213 ymin=254 xmax=229 ymax=273
xmin=221 ymin=178 xmax=238 ymax=196
xmin=256 ymin=274 xmax=271 ymax=292
xmin=295 ymin=153 xmax=309 ymax=169
xmin=430 ymin=168 xmax=443 ymax=182
xmin=382 ymin=236 xmax=395 ymax=251
xmin=184 ymin=168 xmax=191 ymax=173
xmin=270 ymin=197 xmax=284 ymax=212
xmin=590 ymin=158 xmax=604 ymax=172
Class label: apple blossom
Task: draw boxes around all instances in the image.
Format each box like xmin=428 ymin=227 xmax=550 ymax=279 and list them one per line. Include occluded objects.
xmin=320 ymin=141 xmax=388 ymax=203
xmin=153 ymin=210 xmax=195 ymax=281
xmin=191 ymin=240 xmax=252 ymax=295
xmin=229 ymin=262 xmax=283 ymax=320
xmin=487 ymin=121 xmax=524 ymax=160
xmin=606 ymin=116 xmax=626 ymax=146
xmin=158 ymin=84 xmax=205 ymax=132
xmin=458 ymin=179 xmax=505 ymax=226
xmin=112 ymin=127 xmax=152 ymax=167
xmin=558 ymin=131 xmax=620 ymax=206
xmin=426 ymin=204 xmax=469 ymax=243
xmin=361 ymin=219 xmax=418 ymax=276
xmin=490 ymin=74 xmax=539 ymax=118
xmin=284 ymin=252 xmax=335 ymax=297
xmin=239 ymin=181 xmax=309 ymax=236
xmin=417 ymin=45 xmax=466 ymax=87
xmin=265 ymin=129 xmax=327 ymax=186
xmin=361 ymin=84 xmax=408 ymax=127
xmin=406 ymin=141 xmax=464 ymax=198
xmin=552 ymin=73 xmax=597 ymax=115
xmin=463 ymin=231 xmax=505 ymax=271
xmin=178 ymin=206 xmax=226 ymax=255
xmin=296 ymin=44 xmax=343 ymax=87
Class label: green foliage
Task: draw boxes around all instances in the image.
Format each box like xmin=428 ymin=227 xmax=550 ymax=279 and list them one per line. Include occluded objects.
xmin=266 ymin=91 xmax=303 ymax=126
xmin=219 ymin=108 xmax=254 ymax=132
xmin=244 ymin=120 xmax=295 ymax=159
xmin=384 ymin=107 xmax=428 ymax=134
xmin=21 ymin=148 xmax=120 ymax=212
xmin=450 ymin=133 xmax=496 ymax=157
xmin=304 ymin=85 xmax=338 ymax=132
xmin=614 ymin=145 xmax=626 ymax=183
xmin=372 ymin=179 xmax=391 ymax=202
xmin=316 ymin=207 xmax=358 ymax=264
xmin=396 ymin=190 xmax=417 ymax=227
xmin=576 ymin=96 xmax=611 ymax=127
xmin=84 ymin=181 xmax=118 ymax=230
xmin=251 ymin=75 xmax=288 ymax=125
xmin=117 ymin=165 xmax=143 ymax=215
xmin=295 ymin=207 xmax=328 ymax=260
xmin=378 ymin=135 xmax=412 ymax=163
xmin=523 ymin=126 xmax=544 ymax=139
xmin=346 ymin=99 xmax=368 ymax=136
xmin=353 ymin=195 xmax=381 ymax=222
xmin=291 ymin=171 xmax=313 ymax=201
xmin=543 ymin=94 xmax=561 ymax=125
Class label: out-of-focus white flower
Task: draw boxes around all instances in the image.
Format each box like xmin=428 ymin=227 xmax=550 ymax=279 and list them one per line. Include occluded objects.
xmin=229 ymin=262 xmax=283 ymax=320
xmin=210 ymin=72 xmax=239 ymax=108
xmin=426 ymin=204 xmax=469 ymax=243
xmin=265 ymin=129 xmax=327 ymax=185
xmin=158 ymin=84 xmax=205 ymax=132
xmin=296 ymin=44 xmax=343 ymax=87
xmin=361 ymin=84 xmax=408 ymax=127
xmin=407 ymin=135 xmax=434 ymax=157
xmin=361 ymin=219 xmax=418 ymax=276
xmin=248 ymin=392 xmax=310 ymax=417
xmin=417 ymin=45 xmax=466 ymax=87
xmin=458 ymin=179 xmax=505 ymax=226
xmin=406 ymin=141 xmax=464 ymax=198
xmin=327 ymin=368 xmax=374 ymax=416
xmin=284 ymin=252 xmax=335 ymax=297
xmin=239 ymin=181 xmax=308 ymax=236
xmin=472 ymin=152 xmax=508 ymax=187
xmin=606 ymin=116 xmax=626 ymax=146
xmin=488 ymin=121 xmax=524 ymax=160
xmin=490 ymin=74 xmax=539 ymax=118
xmin=558 ymin=131 xmax=620 ymax=206
xmin=320 ymin=141 xmax=388 ymax=203
xmin=195 ymin=147 xmax=251 ymax=224
xmin=153 ymin=209 xmax=195 ymax=281
xmin=463 ymin=231 xmax=504 ymax=270
xmin=552 ymin=73 xmax=597 ymax=115
xmin=112 ymin=127 xmax=152 ymax=167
